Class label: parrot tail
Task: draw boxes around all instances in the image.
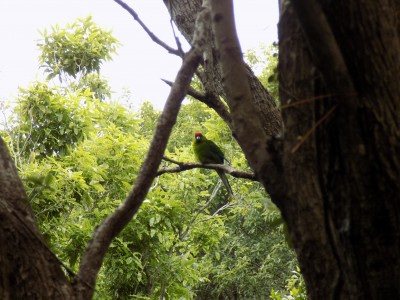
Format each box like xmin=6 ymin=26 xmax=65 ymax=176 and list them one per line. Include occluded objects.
xmin=216 ymin=169 xmax=233 ymax=198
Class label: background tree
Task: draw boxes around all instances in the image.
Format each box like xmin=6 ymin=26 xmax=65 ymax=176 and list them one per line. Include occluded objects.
xmin=38 ymin=16 xmax=119 ymax=81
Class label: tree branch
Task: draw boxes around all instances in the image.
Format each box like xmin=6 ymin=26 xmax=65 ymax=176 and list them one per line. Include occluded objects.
xmin=210 ymin=0 xmax=270 ymax=175
xmin=161 ymin=78 xmax=232 ymax=127
xmin=158 ymin=158 xmax=257 ymax=181
xmin=75 ymin=52 xmax=200 ymax=296
xmin=74 ymin=4 xmax=213 ymax=298
xmin=114 ymin=0 xmax=182 ymax=57
xmin=209 ymin=0 xmax=289 ymax=212
xmin=168 ymin=12 xmax=185 ymax=57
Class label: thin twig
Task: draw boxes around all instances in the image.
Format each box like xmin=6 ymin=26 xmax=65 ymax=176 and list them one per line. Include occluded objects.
xmin=179 ymin=181 xmax=221 ymax=240
xmin=114 ymin=0 xmax=182 ymax=57
xmin=197 ymin=202 xmax=233 ymax=224
xmin=281 ymin=94 xmax=332 ymax=109
xmin=169 ymin=15 xmax=184 ymax=56
xmin=162 ymin=79 xmax=205 ymax=102
xmin=161 ymin=155 xmax=182 ymax=165
xmin=291 ymin=105 xmax=337 ymax=153
xmin=280 ymin=92 xmax=357 ymax=109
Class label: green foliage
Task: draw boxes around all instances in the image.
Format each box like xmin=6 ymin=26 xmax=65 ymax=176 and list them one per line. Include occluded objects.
xmin=37 ymin=16 xmax=119 ymax=80
xmin=69 ymin=73 xmax=112 ymax=101
xmin=1 ymin=17 xmax=301 ymax=300
xmin=270 ymin=267 xmax=307 ymax=300
xmin=168 ymin=100 xmax=214 ymax=151
xmin=138 ymin=101 xmax=160 ymax=138
xmin=10 ymin=82 xmax=93 ymax=158
xmin=5 ymin=96 xmax=298 ymax=299
xmin=195 ymin=186 xmax=296 ymax=299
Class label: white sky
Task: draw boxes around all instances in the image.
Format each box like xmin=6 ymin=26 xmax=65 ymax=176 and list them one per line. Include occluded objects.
xmin=0 ymin=0 xmax=278 ymax=109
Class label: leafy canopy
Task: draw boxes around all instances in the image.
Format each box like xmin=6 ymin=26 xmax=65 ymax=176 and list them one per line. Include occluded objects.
xmin=37 ymin=16 xmax=120 ymax=81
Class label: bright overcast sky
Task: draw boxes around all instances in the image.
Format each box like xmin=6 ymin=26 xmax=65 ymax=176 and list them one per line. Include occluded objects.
xmin=0 ymin=0 xmax=278 ymax=109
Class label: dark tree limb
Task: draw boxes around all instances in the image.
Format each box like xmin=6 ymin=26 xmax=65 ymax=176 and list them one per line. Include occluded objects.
xmin=73 ymin=4 xmax=213 ymax=297
xmin=75 ymin=50 xmax=201 ymax=298
xmin=75 ymin=51 xmax=201 ymax=297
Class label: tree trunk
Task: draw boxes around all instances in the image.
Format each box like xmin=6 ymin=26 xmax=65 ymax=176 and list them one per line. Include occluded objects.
xmin=278 ymin=0 xmax=400 ymax=298
xmin=0 ymin=138 xmax=74 ymax=299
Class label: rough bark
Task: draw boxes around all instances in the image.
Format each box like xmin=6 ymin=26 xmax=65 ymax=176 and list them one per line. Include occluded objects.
xmin=278 ymin=0 xmax=400 ymax=298
xmin=163 ymin=0 xmax=282 ymax=136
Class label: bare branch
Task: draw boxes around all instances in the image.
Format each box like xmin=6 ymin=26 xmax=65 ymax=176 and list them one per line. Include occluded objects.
xmin=291 ymin=105 xmax=337 ymax=153
xmin=162 ymin=79 xmax=203 ymax=101
xmin=168 ymin=14 xmax=185 ymax=56
xmin=162 ymin=79 xmax=232 ymax=127
xmin=158 ymin=158 xmax=257 ymax=181
xmin=114 ymin=0 xmax=182 ymax=57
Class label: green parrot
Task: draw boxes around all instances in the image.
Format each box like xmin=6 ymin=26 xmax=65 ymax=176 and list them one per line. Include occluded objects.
xmin=192 ymin=132 xmax=233 ymax=197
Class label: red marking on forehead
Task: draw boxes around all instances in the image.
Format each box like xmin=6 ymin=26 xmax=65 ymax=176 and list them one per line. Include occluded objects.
xmin=194 ymin=132 xmax=202 ymax=137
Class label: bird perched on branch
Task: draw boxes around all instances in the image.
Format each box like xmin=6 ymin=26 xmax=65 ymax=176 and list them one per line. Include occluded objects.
xmin=192 ymin=132 xmax=233 ymax=197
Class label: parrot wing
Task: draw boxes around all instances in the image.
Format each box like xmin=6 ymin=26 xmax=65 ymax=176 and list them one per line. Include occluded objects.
xmin=206 ymin=140 xmax=225 ymax=164
xmin=193 ymin=139 xmax=224 ymax=164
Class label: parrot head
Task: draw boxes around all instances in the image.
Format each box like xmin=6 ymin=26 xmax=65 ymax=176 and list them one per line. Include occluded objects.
xmin=194 ymin=132 xmax=203 ymax=142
